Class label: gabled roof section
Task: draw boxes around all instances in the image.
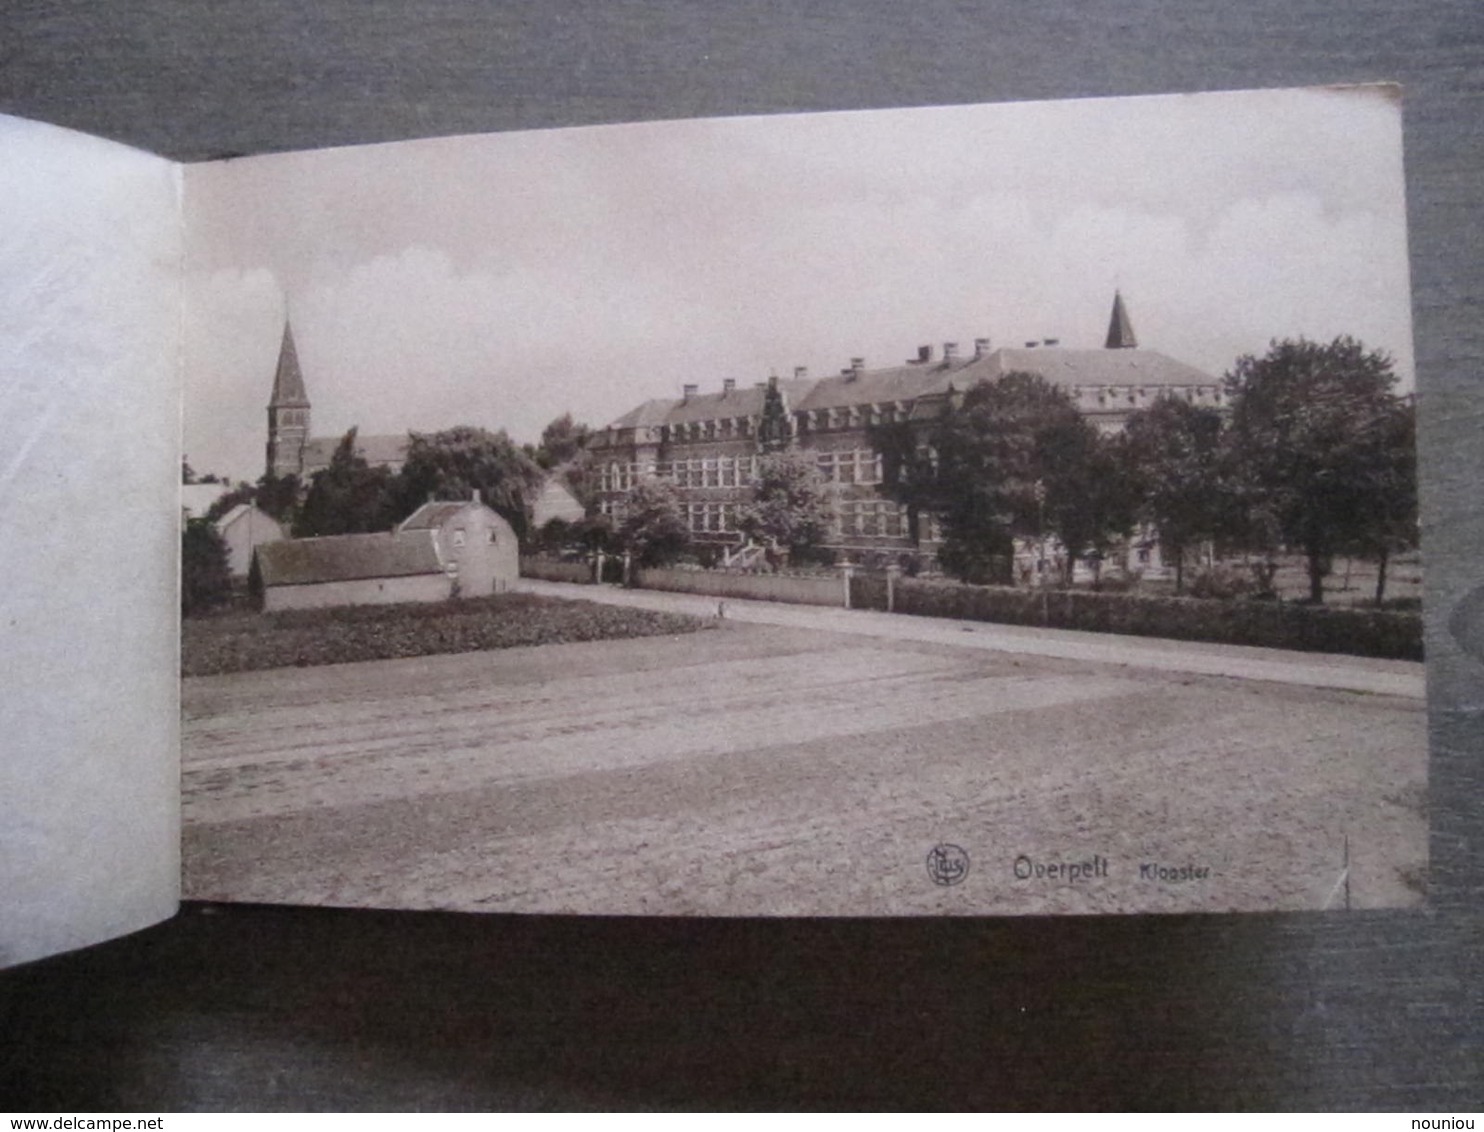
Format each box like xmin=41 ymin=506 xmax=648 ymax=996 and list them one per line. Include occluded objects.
xmin=268 ymin=322 xmax=310 ymax=408
xmin=399 ymin=501 xmax=476 ymax=532
xmin=299 ymin=433 xmax=411 ymax=472
xmin=984 ymin=347 xmax=1215 ymax=388
xmin=255 ymin=530 xmax=444 ymax=587
xmin=1105 ymin=291 xmax=1138 ymax=349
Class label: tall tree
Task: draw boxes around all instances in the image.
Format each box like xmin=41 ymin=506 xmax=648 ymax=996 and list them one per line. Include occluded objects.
xmin=536 ymin=412 xmax=593 ymax=469
xmin=736 ymin=449 xmax=836 ymax=561
xmin=395 ymin=426 xmax=545 ymax=536
xmin=294 ymin=428 xmax=400 ymax=537
xmin=181 ymin=520 xmax=233 ymax=616
xmin=1345 ymin=397 xmax=1418 ymax=604
xmin=1223 ymin=337 xmax=1407 ymax=603
xmin=1121 ymin=395 xmax=1230 ymax=593
xmin=927 ymin=373 xmax=1111 ymax=585
xmin=617 ymin=478 xmax=690 ymax=566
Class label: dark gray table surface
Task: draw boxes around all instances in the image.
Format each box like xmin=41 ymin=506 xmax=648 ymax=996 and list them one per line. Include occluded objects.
xmin=1 ymin=0 xmax=1480 ymax=1111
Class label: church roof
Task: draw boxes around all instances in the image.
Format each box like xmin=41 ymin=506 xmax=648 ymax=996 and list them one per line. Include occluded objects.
xmin=255 ymin=530 xmax=444 ymax=587
xmin=268 ymin=323 xmax=309 ymax=408
xmin=299 ymin=433 xmax=411 ymax=472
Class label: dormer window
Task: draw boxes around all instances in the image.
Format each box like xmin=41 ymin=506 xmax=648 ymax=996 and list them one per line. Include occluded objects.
xmin=452 ymin=528 xmax=466 ymax=547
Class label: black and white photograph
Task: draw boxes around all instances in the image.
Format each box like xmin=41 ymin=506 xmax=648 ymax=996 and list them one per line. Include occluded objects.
xmin=176 ymin=85 xmax=1424 ymax=918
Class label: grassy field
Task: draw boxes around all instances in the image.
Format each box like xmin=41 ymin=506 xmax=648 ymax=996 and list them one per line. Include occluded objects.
xmin=181 ymin=593 xmax=712 ymax=676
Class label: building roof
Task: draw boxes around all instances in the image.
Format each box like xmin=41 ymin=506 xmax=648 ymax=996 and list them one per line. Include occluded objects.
xmin=398 ymin=498 xmax=516 ymax=534
xmin=399 ymin=501 xmax=473 ymax=531
xmin=215 ymin=502 xmax=282 ymax=532
xmin=598 ymin=345 xmax=1215 ymax=433
xmin=255 ymin=530 xmax=444 ymax=587
xmin=268 ymin=322 xmax=309 ymax=408
xmin=299 ymin=433 xmax=411 ymax=472
xmin=975 ymin=346 xmax=1215 ymax=388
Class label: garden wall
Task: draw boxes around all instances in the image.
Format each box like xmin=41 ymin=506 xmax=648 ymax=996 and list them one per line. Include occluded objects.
xmin=635 ymin=566 xmax=845 ymax=607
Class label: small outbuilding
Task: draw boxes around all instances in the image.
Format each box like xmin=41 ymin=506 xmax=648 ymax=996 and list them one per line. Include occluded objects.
xmin=214 ymin=503 xmax=285 ymax=578
xmin=397 ymin=495 xmax=520 ymax=598
xmin=254 ymin=529 xmax=452 ymax=612
xmin=252 ymin=493 xmax=520 ymax=612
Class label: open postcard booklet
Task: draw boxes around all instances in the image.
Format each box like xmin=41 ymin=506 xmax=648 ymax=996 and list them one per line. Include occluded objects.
xmin=2 ymin=85 xmax=1427 ymax=967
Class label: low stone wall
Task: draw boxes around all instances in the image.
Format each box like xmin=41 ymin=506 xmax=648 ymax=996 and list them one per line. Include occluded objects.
xmin=635 ymin=566 xmax=845 ymax=607
xmin=519 ymin=556 xmax=591 ymax=584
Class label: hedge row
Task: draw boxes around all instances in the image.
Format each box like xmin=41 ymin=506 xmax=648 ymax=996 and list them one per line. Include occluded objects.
xmin=850 ymin=576 xmax=1422 ymax=660
xmin=519 ymin=555 xmax=593 ymax=583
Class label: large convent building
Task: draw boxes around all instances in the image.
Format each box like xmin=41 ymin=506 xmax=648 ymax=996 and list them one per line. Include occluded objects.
xmin=588 ymin=293 xmax=1224 ymax=561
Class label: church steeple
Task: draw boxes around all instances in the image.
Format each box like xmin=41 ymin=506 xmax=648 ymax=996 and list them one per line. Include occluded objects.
xmin=1104 ymin=290 xmax=1138 ymax=350
xmin=266 ymin=321 xmax=311 ymax=478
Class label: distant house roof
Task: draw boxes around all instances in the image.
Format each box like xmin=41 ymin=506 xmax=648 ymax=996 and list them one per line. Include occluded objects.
xmin=255 ymin=530 xmax=444 ymax=587
xmin=181 ymin=483 xmax=232 ymax=520
xmin=531 ymin=475 xmax=586 ymax=526
xmin=299 ymin=433 xmax=411 ymax=473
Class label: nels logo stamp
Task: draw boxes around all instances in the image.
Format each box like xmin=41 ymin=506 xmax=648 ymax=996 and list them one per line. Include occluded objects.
xmin=926 ymin=843 xmax=970 ymax=887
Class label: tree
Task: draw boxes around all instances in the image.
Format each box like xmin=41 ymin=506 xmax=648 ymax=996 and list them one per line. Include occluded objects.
xmin=1120 ymin=395 xmax=1230 ymax=593
xmin=736 ymin=449 xmax=835 ymax=561
xmin=181 ymin=520 xmax=233 ymax=616
xmin=294 ymin=428 xmax=401 ymax=538
xmin=395 ymin=426 xmax=544 ymax=536
xmin=535 ymin=412 xmax=593 ymax=469
xmin=926 ymin=373 xmax=1113 ymax=585
xmin=1224 ymin=337 xmax=1408 ymax=603
xmin=616 ymin=478 xmax=690 ymax=566
xmin=253 ymin=471 xmax=302 ymax=526
xmin=1345 ymin=397 xmax=1418 ymax=604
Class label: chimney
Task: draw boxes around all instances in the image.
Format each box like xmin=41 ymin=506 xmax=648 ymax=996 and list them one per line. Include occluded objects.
xmin=1025 ymin=341 xmax=1039 ymax=348
xmin=849 ymin=357 xmax=865 ymax=381
xmin=974 ymin=337 xmax=991 ymax=359
xmin=794 ymin=365 xmax=808 ymax=380
xmin=1043 ymin=338 xmax=1060 ymax=347
xmin=722 ymin=377 xmax=736 ymax=395
xmin=910 ymin=345 xmax=933 ymax=365
xmin=943 ymin=342 xmax=959 ymax=363
xmin=682 ymin=383 xmax=699 ymax=400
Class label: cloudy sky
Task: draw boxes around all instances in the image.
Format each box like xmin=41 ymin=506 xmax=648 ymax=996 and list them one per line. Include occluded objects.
xmin=182 ymin=85 xmax=1413 ymax=483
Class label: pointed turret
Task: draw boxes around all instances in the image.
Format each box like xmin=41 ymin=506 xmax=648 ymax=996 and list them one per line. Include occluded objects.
xmin=266 ymin=321 xmax=312 ymax=478
xmin=1104 ymin=290 xmax=1138 ymax=350
xmin=268 ymin=322 xmax=310 ymax=409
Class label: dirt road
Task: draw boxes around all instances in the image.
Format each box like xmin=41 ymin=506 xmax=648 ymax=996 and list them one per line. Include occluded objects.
xmin=182 ymin=618 xmax=1427 ymax=917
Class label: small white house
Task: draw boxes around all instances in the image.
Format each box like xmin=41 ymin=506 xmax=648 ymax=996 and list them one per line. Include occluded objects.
xmin=254 ymin=530 xmax=452 ymax=612
xmin=397 ymin=495 xmax=519 ymax=598
xmin=214 ymin=503 xmax=285 ymax=578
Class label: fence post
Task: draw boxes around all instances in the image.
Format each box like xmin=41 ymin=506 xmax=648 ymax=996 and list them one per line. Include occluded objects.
xmin=886 ymin=563 xmax=900 ymax=613
xmin=841 ymin=560 xmax=854 ymax=609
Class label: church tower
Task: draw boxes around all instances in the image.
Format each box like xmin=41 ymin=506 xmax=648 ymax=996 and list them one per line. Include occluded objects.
xmin=1104 ymin=289 xmax=1138 ymax=349
xmin=265 ymin=321 xmax=311 ymax=479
